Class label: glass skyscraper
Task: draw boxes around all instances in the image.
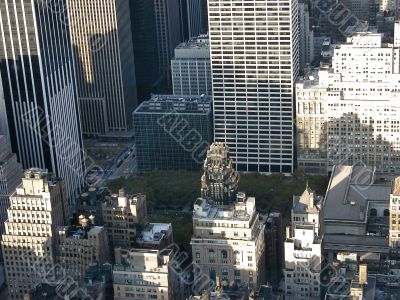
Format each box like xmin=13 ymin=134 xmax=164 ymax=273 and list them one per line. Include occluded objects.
xmin=0 ymin=0 xmax=85 ymax=200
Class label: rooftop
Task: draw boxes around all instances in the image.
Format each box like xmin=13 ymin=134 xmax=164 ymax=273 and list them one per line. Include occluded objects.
xmin=193 ymin=194 xmax=256 ymax=222
xmin=134 ymin=94 xmax=211 ymax=114
xmin=138 ymin=223 xmax=171 ymax=243
xmin=175 ymin=34 xmax=209 ymax=50
xmin=292 ymin=183 xmax=320 ymax=214
xmin=324 ymin=165 xmax=393 ymax=222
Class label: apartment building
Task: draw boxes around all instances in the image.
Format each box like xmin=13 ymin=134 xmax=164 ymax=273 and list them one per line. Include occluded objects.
xmin=113 ymin=248 xmax=181 ymax=300
xmin=55 ymin=216 xmax=110 ymax=282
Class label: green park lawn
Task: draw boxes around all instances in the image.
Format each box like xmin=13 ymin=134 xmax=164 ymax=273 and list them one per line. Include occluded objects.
xmin=107 ymin=170 xmax=329 ymax=216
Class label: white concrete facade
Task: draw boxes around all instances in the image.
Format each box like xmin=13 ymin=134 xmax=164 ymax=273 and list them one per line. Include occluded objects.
xmin=297 ymin=28 xmax=400 ymax=174
xmin=208 ymin=0 xmax=299 ymax=173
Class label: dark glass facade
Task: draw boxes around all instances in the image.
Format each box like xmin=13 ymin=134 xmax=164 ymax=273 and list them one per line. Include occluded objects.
xmin=133 ymin=95 xmax=213 ymax=171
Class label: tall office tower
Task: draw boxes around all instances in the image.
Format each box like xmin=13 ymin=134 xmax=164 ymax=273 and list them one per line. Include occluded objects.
xmin=180 ymin=0 xmax=205 ymax=40
xmin=0 ymin=1 xmax=85 ymax=200
xmin=155 ymin=0 xmax=183 ymax=89
xmin=1 ymin=169 xmax=69 ymax=299
xmin=131 ymin=0 xmax=161 ymax=102
xmin=0 ymin=136 xmax=23 ymax=236
xmin=200 ymin=143 xmax=239 ymax=205
xmin=0 ymin=75 xmax=9 ymax=136
xmin=299 ymin=1 xmax=314 ymax=69
xmin=297 ymin=27 xmax=400 ymax=174
xmin=208 ymin=0 xmax=299 ymax=173
xmin=68 ymin=0 xmax=137 ymax=136
xmin=171 ymin=35 xmax=212 ymax=96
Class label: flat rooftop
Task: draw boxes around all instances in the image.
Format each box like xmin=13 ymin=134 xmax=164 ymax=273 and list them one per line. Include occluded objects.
xmin=175 ymin=34 xmax=209 ymax=50
xmin=324 ymin=165 xmax=393 ymax=222
xmin=134 ymin=94 xmax=211 ymax=114
xmin=193 ymin=197 xmax=256 ymax=222
xmin=139 ymin=223 xmax=171 ymax=242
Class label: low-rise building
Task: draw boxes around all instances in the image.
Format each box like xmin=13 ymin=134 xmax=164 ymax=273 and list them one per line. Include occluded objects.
xmin=101 ymin=189 xmax=147 ymax=248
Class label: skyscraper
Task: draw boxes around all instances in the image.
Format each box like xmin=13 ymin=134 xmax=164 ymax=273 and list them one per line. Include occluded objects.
xmin=180 ymin=0 xmax=204 ymax=40
xmin=0 ymin=135 xmax=23 ymax=236
xmin=1 ymin=169 xmax=69 ymax=298
xmin=171 ymin=35 xmax=211 ymax=96
xmin=0 ymin=1 xmax=85 ymax=199
xmin=155 ymin=0 xmax=183 ymax=89
xmin=131 ymin=0 xmax=161 ymax=102
xmin=208 ymin=0 xmax=299 ymax=173
xmin=68 ymin=0 xmax=138 ymax=136
xmin=299 ymin=0 xmax=314 ymax=69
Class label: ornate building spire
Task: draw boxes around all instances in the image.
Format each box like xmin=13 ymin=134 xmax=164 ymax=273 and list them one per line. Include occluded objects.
xmin=200 ymin=142 xmax=239 ymax=205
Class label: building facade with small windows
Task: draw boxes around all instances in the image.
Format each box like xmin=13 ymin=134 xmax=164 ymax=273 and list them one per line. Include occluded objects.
xmin=284 ymin=184 xmax=322 ymax=300
xmin=1 ymin=169 xmax=69 ymax=299
xmin=101 ymin=189 xmax=147 ymax=248
xmin=133 ymin=94 xmax=213 ymax=171
xmin=55 ymin=218 xmax=110 ymax=282
xmin=113 ymin=248 xmax=181 ymax=300
xmin=284 ymin=224 xmax=322 ymax=300
xmin=190 ymin=194 xmax=265 ymax=291
xmin=297 ymin=27 xmax=400 ymax=174
xmin=171 ymin=35 xmax=211 ymax=96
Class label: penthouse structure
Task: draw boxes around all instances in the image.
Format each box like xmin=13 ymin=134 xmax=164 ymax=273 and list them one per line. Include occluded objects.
xmin=133 ymin=94 xmax=213 ymax=171
xmin=55 ymin=217 xmax=110 ymax=282
xmin=171 ymin=35 xmax=211 ymax=96
xmin=191 ymin=193 xmax=265 ymax=291
xmin=1 ymin=169 xmax=69 ymax=299
xmin=297 ymin=27 xmax=400 ymax=174
xmin=113 ymin=248 xmax=181 ymax=300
